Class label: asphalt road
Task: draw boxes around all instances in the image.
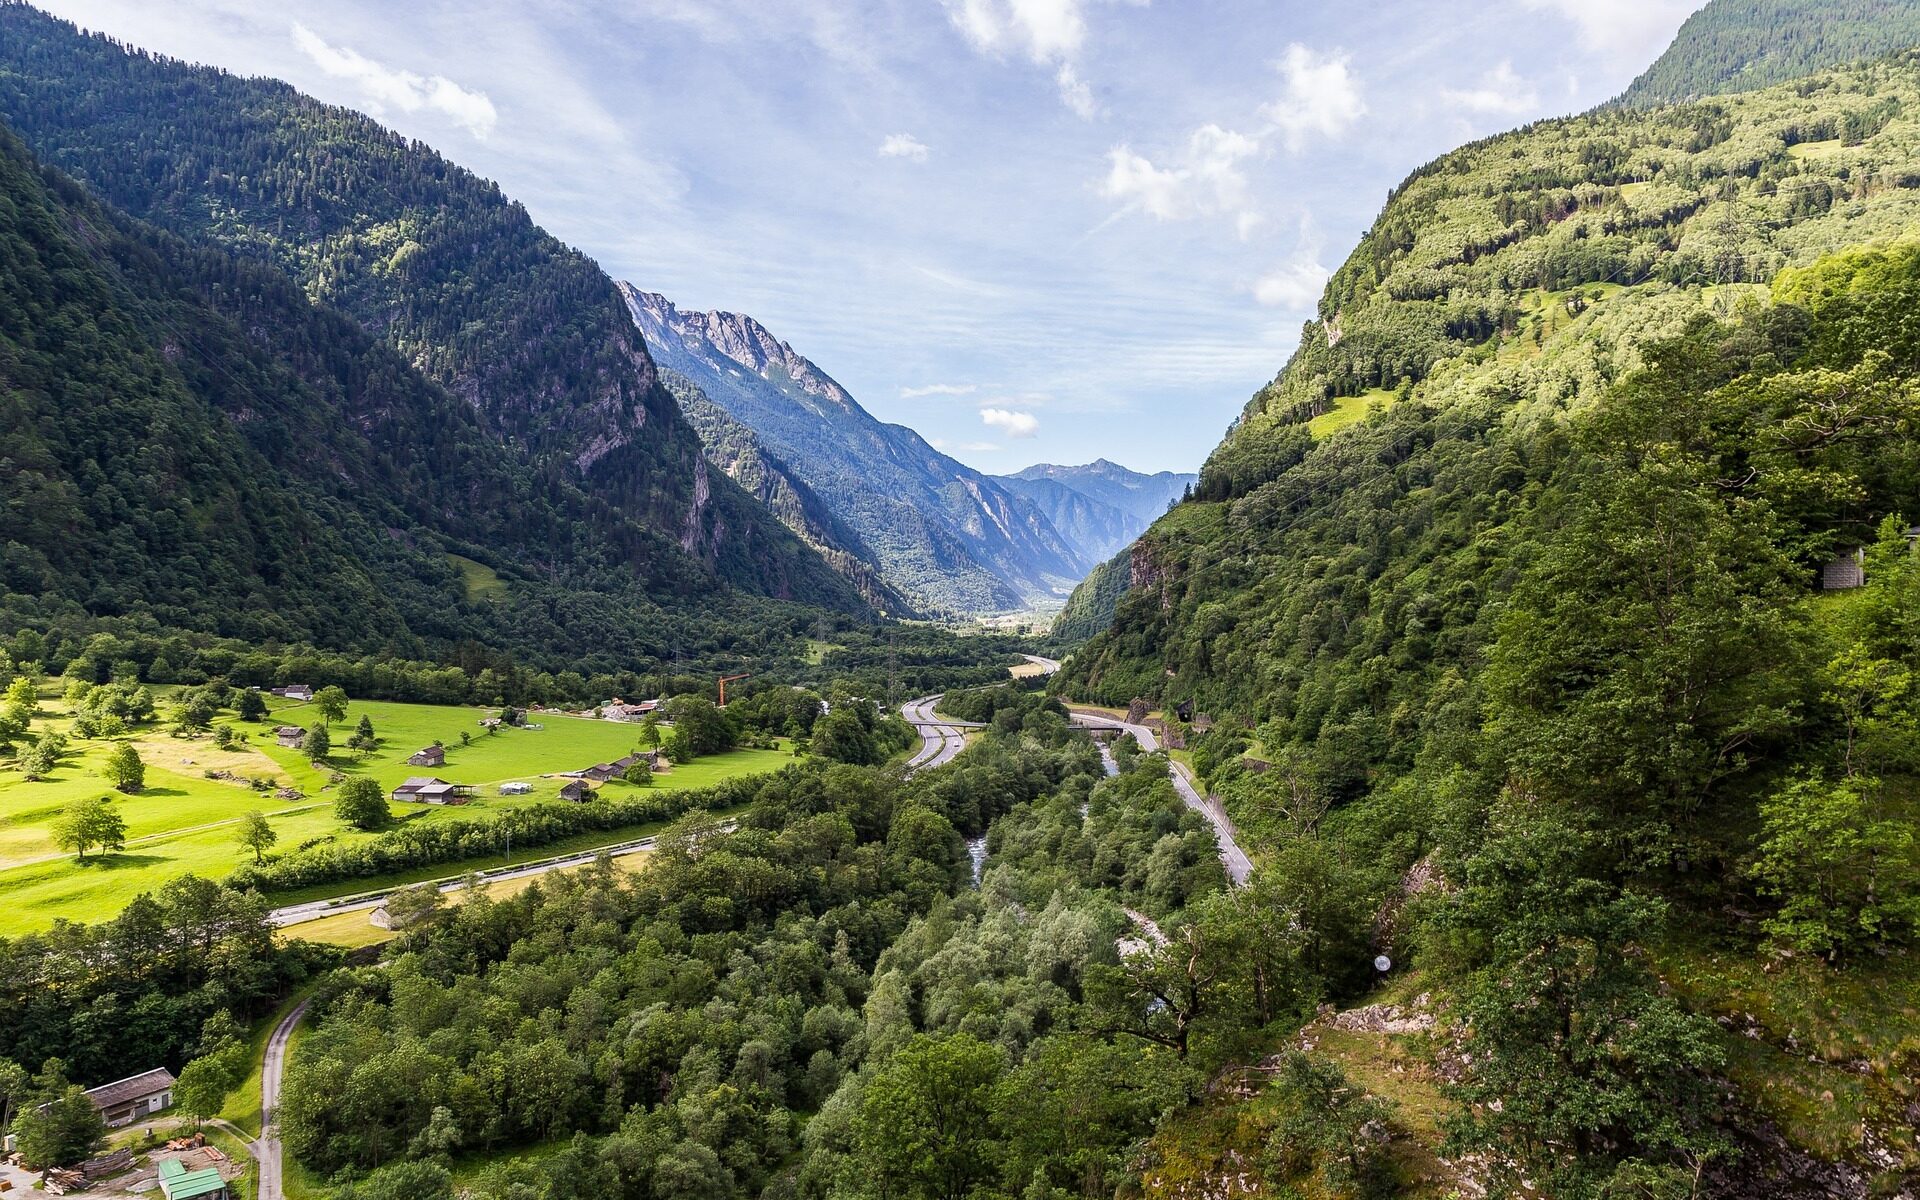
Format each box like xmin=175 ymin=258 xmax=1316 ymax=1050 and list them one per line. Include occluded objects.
xmin=901 ymin=696 xmax=982 ymax=774
xmin=267 ymin=829 xmax=676 ymax=927
xmin=256 ymin=998 xmax=309 ymax=1200
xmin=1069 ymin=708 xmax=1254 ymax=886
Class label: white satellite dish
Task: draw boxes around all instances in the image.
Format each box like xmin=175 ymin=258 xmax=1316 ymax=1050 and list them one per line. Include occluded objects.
xmin=1374 ymin=954 xmax=1392 ymax=972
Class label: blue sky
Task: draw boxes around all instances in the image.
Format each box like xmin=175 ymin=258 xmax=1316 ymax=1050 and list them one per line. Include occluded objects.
xmin=43 ymin=0 xmax=1705 ymax=473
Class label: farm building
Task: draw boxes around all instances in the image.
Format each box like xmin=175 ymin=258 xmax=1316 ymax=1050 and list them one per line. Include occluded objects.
xmin=83 ymin=1067 xmax=175 ymax=1127
xmin=579 ymin=751 xmax=658 ymax=782
xmin=408 ymin=744 xmax=447 ymax=767
xmin=270 ymin=685 xmax=314 ymax=702
xmin=391 ymin=776 xmax=476 ymax=804
xmin=157 ymin=1154 xmax=230 ymax=1200
xmin=602 ymin=699 xmax=661 ymax=721
xmin=500 ymin=781 xmax=533 ymax=795
xmin=274 ymin=725 xmax=306 ymax=748
xmin=559 ymin=779 xmax=593 ymax=802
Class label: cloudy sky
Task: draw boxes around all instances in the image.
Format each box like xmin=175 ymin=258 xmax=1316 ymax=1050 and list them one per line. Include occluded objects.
xmin=42 ymin=0 xmax=1705 ymax=473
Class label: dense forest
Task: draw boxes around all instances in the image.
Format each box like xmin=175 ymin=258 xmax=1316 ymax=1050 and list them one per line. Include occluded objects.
xmin=1617 ymin=0 xmax=1920 ymax=106
xmin=0 ymin=1 xmax=871 ymax=629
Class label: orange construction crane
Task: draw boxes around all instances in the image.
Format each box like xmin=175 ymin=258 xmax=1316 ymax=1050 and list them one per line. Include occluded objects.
xmin=717 ymin=673 xmax=749 ymax=706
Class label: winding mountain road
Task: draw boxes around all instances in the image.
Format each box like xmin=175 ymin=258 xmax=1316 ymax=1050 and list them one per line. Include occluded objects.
xmin=1069 ymin=708 xmax=1254 ymax=886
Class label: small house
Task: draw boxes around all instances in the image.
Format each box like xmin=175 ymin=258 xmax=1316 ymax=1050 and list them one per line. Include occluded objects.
xmin=271 ymin=685 xmax=314 ymax=702
xmin=603 ymin=699 xmax=661 ymax=721
xmin=83 ymin=1067 xmax=175 ymax=1127
xmin=500 ymin=781 xmax=533 ymax=795
xmin=157 ymin=1155 xmax=230 ymax=1200
xmin=391 ymin=776 xmax=475 ymax=805
xmin=583 ymin=761 xmax=620 ymax=782
xmin=274 ymin=725 xmax=306 ymax=748
xmin=408 ymin=745 xmax=447 ymax=767
xmin=558 ymin=779 xmax=592 ymax=802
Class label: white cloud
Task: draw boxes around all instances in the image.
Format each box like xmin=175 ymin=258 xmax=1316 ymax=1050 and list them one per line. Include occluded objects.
xmin=902 ymin=383 xmax=977 ymax=398
xmin=879 ymin=133 xmax=931 ymax=161
xmin=1253 ymin=259 xmax=1329 ymax=309
xmin=981 ymin=407 xmax=1040 ymax=437
xmin=1441 ymin=61 xmax=1541 ymax=116
xmin=292 ymin=23 xmax=497 ymax=138
xmin=1521 ymin=0 xmax=1698 ymax=61
xmin=943 ymin=0 xmax=1145 ymax=117
xmin=1260 ymin=43 xmax=1365 ymax=152
xmin=1100 ymin=123 xmax=1259 ymax=225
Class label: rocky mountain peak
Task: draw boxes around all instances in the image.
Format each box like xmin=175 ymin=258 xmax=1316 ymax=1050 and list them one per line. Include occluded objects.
xmin=620 ymin=282 xmax=855 ymax=415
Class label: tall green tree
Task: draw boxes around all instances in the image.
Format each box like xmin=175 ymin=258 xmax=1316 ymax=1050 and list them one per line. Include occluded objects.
xmin=314 ymin=685 xmax=349 ymax=726
xmin=237 ymin=810 xmax=278 ymax=865
xmin=335 ymin=778 xmax=391 ymax=831
xmin=307 ymin=722 xmax=331 ymax=763
xmin=854 ymin=1034 xmax=1005 ymax=1200
xmin=52 ymin=795 xmax=127 ymax=859
xmin=104 ymin=743 xmax=144 ymax=793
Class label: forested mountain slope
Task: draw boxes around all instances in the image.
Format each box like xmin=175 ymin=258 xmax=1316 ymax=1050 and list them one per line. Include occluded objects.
xmin=1057 ymin=53 xmax=1920 ymax=1194
xmin=661 ymin=370 xmax=914 ymax=615
xmin=1068 ymin=52 xmax=1920 ymax=713
xmin=0 ymin=121 xmax=851 ymax=672
xmin=1618 ymin=0 xmax=1920 ymax=106
xmin=623 ymin=285 xmax=1088 ymax=614
xmin=0 ymin=1 xmax=861 ymax=613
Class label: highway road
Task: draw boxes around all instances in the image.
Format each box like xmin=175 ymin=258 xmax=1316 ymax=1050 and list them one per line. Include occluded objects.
xmin=901 ymin=695 xmax=983 ymax=774
xmin=900 ymin=655 xmax=1059 ymax=776
xmin=1069 ymin=708 xmax=1254 ymax=886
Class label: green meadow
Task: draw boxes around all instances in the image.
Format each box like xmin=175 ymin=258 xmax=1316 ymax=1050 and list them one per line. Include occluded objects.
xmin=0 ymin=690 xmax=793 ymax=933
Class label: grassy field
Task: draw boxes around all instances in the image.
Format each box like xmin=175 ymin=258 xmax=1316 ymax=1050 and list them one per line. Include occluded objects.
xmin=1307 ymin=387 xmax=1397 ymax=439
xmin=0 ymin=689 xmax=793 ymax=933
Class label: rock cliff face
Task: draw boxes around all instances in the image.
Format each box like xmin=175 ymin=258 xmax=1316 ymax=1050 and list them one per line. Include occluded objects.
xmin=623 ymin=284 xmax=1089 ymax=614
xmin=662 ymin=371 xmax=913 ymax=615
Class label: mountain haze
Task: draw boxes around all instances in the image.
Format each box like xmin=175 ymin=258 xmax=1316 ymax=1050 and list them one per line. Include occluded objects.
xmin=993 ymin=460 xmax=1195 ymax=562
xmin=622 ymin=285 xmax=1089 ymax=614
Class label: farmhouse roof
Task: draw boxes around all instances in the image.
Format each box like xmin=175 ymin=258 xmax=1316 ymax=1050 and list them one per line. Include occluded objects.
xmin=83 ymin=1067 xmax=176 ymax=1110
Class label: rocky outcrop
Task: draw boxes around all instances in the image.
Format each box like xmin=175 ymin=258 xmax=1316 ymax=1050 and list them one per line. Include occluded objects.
xmin=622 ymin=282 xmax=1088 ymax=614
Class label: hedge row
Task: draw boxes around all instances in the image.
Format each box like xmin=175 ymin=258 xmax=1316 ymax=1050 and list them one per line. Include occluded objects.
xmin=227 ymin=774 xmax=776 ymax=893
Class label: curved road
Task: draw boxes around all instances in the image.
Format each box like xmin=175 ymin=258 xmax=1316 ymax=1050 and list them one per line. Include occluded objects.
xmin=901 ymin=656 xmax=1060 ymax=777
xmin=254 ymin=997 xmax=309 ymax=1200
xmin=1069 ymin=708 xmax=1254 ymax=886
xmin=901 ymin=696 xmax=983 ymax=774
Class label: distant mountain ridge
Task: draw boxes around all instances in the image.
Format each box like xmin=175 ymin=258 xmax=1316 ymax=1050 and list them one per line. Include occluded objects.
xmin=622 ymin=284 xmax=1090 ymax=614
xmin=992 ymin=460 xmax=1195 ymax=563
xmin=1615 ymin=0 xmax=1920 ymax=107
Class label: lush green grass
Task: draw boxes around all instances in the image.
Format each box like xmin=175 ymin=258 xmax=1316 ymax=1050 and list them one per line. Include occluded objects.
xmin=0 ymin=692 xmax=794 ymax=933
xmin=1788 ymin=137 xmax=1844 ymax=160
xmin=1307 ymin=387 xmax=1396 ymax=439
xmin=446 ymin=552 xmax=508 ymax=601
